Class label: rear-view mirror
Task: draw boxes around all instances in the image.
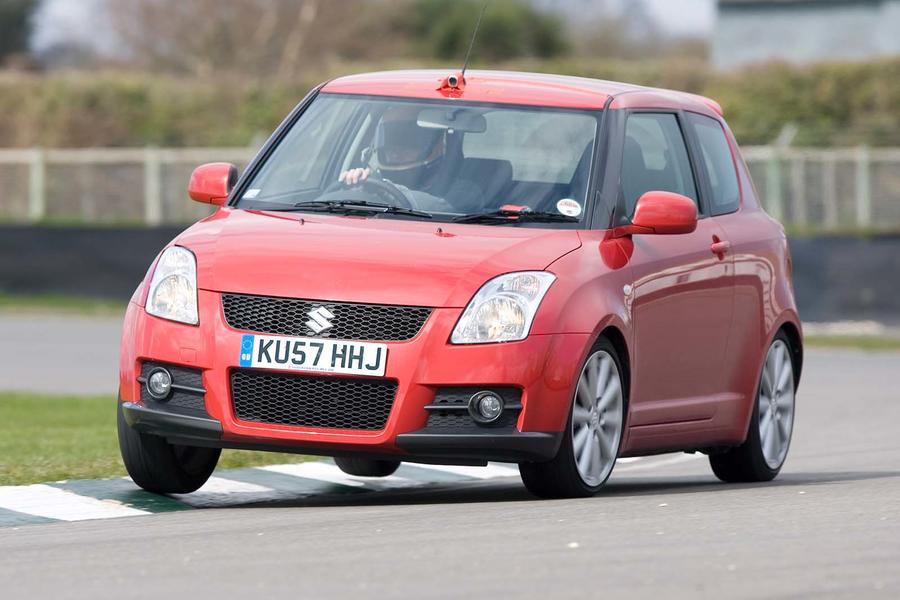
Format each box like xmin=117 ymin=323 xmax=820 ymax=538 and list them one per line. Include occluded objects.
xmin=417 ymin=108 xmax=486 ymax=133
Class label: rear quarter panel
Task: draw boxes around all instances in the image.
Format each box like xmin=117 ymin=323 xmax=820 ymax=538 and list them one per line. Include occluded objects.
xmin=715 ymin=126 xmax=802 ymax=441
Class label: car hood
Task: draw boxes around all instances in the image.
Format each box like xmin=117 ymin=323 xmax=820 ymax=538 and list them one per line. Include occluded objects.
xmin=176 ymin=208 xmax=582 ymax=308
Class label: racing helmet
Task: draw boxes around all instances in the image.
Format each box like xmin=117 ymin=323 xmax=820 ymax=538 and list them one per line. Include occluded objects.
xmin=373 ymin=106 xmax=446 ymax=178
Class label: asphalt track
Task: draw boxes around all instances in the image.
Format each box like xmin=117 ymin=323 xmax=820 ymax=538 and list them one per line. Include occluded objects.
xmin=0 ymin=314 xmax=121 ymax=395
xmin=1 ymin=329 xmax=899 ymax=597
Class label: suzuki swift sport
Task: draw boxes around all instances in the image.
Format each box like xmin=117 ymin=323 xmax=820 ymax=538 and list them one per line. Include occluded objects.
xmin=118 ymin=70 xmax=803 ymax=498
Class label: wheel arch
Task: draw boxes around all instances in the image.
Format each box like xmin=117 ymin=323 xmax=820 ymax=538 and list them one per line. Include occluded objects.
xmin=587 ymin=322 xmax=633 ymax=445
xmin=598 ymin=325 xmax=631 ymax=401
xmin=733 ymin=314 xmax=804 ymax=443
xmin=778 ymin=320 xmax=804 ymax=386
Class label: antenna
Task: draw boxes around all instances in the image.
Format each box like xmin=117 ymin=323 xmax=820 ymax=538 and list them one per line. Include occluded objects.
xmin=461 ymin=1 xmax=489 ymax=78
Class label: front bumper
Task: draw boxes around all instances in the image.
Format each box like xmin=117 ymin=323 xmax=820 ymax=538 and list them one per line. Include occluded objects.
xmin=119 ymin=290 xmax=589 ymax=463
xmin=121 ymin=399 xmax=560 ymax=463
xmin=122 ymin=401 xmax=222 ymax=442
xmin=395 ymin=431 xmax=560 ymax=462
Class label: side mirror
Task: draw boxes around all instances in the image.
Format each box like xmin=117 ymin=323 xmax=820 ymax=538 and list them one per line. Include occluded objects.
xmin=617 ymin=191 xmax=698 ymax=236
xmin=188 ymin=162 xmax=238 ymax=206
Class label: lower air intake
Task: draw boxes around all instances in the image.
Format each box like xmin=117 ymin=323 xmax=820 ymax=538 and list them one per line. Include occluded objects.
xmin=230 ymin=370 xmax=396 ymax=431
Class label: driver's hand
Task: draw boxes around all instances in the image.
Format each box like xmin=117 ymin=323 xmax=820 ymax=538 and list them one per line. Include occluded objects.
xmin=338 ymin=168 xmax=371 ymax=186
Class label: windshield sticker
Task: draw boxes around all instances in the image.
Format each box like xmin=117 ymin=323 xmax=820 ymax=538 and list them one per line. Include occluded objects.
xmin=243 ymin=189 xmax=261 ymax=199
xmin=556 ymin=198 xmax=582 ymax=218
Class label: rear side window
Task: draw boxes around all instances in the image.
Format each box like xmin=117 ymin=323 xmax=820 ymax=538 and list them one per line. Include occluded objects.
xmin=621 ymin=113 xmax=697 ymax=216
xmin=688 ymin=113 xmax=741 ymax=215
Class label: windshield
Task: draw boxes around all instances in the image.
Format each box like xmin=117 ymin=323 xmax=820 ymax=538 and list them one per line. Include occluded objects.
xmin=237 ymin=94 xmax=600 ymax=225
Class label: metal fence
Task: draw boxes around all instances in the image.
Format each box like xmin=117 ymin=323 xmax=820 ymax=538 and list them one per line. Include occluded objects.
xmin=1 ymin=146 xmax=899 ymax=229
xmin=742 ymin=147 xmax=900 ymax=230
xmin=0 ymin=148 xmax=255 ymax=225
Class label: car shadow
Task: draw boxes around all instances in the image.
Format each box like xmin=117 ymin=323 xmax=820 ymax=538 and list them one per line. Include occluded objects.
xmin=220 ymin=469 xmax=900 ymax=510
xmin=600 ymin=469 xmax=900 ymax=497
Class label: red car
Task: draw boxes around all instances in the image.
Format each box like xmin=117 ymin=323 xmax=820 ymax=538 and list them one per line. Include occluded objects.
xmin=117 ymin=70 xmax=802 ymax=498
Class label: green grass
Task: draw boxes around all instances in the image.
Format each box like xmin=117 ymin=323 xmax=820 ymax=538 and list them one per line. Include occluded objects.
xmin=804 ymin=334 xmax=900 ymax=351
xmin=0 ymin=293 xmax=126 ymax=317
xmin=784 ymin=225 xmax=900 ymax=239
xmin=0 ymin=393 xmax=313 ymax=486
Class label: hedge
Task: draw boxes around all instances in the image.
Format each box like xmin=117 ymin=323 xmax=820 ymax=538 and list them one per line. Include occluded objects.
xmin=1 ymin=56 xmax=898 ymax=148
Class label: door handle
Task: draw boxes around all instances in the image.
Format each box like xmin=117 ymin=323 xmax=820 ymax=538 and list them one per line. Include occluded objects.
xmin=710 ymin=240 xmax=731 ymax=255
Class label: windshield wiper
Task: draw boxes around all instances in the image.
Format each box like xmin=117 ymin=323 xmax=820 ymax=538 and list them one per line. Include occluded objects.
xmin=452 ymin=209 xmax=580 ymax=225
xmin=287 ymin=200 xmax=433 ymax=220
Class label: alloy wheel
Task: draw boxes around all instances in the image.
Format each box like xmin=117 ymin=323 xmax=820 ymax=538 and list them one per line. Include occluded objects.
xmin=758 ymin=339 xmax=795 ymax=469
xmin=571 ymin=350 xmax=624 ymax=486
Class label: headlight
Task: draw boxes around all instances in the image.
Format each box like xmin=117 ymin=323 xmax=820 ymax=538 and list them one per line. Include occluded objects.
xmin=146 ymin=246 xmax=199 ymax=325
xmin=451 ymin=272 xmax=556 ymax=344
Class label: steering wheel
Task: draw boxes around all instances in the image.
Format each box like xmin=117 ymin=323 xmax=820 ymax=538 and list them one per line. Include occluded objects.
xmin=323 ymin=175 xmax=414 ymax=209
xmin=359 ymin=177 xmax=414 ymax=209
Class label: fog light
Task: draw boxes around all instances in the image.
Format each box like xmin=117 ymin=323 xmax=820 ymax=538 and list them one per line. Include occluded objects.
xmin=468 ymin=391 xmax=504 ymax=424
xmin=147 ymin=368 xmax=173 ymax=400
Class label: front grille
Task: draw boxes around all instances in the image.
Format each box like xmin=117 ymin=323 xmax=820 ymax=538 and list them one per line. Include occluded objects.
xmin=222 ymin=293 xmax=431 ymax=341
xmin=231 ymin=369 xmax=397 ymax=430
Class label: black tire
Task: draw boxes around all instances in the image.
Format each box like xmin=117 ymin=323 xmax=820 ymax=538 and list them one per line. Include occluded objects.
xmin=334 ymin=456 xmax=401 ymax=477
xmin=519 ymin=337 xmax=626 ymax=499
xmin=710 ymin=330 xmax=795 ymax=483
xmin=117 ymin=402 xmax=220 ymax=494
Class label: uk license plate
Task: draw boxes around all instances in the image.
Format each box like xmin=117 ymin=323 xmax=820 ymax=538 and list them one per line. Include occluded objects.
xmin=238 ymin=334 xmax=387 ymax=377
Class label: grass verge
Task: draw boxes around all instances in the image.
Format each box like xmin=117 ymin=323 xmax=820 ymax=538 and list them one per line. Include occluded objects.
xmin=0 ymin=293 xmax=126 ymax=317
xmin=804 ymin=334 xmax=900 ymax=351
xmin=0 ymin=393 xmax=313 ymax=486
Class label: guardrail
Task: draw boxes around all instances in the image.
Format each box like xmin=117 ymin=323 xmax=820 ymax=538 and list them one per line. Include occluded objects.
xmin=741 ymin=146 xmax=900 ymax=230
xmin=0 ymin=147 xmax=255 ymax=225
xmin=1 ymin=146 xmax=898 ymax=229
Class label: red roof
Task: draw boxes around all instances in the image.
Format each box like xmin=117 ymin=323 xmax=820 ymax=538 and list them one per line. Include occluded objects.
xmin=321 ymin=69 xmax=722 ymax=116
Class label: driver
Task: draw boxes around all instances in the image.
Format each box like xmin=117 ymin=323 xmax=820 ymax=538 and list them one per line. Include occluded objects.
xmin=339 ymin=106 xmax=484 ymax=213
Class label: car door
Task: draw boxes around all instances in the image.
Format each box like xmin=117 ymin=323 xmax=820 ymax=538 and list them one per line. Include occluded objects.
xmin=621 ymin=112 xmax=735 ymax=430
xmin=684 ymin=111 xmax=766 ymax=405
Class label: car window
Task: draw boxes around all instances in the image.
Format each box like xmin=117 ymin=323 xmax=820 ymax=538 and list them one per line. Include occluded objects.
xmin=250 ymin=97 xmax=360 ymax=195
xmin=688 ymin=113 xmax=741 ymax=215
xmin=621 ymin=113 xmax=697 ymax=216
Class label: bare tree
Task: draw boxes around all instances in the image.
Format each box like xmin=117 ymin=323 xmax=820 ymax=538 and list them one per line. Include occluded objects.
xmin=110 ymin=0 xmax=405 ymax=79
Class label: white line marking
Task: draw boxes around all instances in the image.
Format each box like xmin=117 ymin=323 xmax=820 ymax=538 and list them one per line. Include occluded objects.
xmin=410 ymin=462 xmax=521 ymax=480
xmin=169 ymin=476 xmax=279 ymax=507
xmin=616 ymin=457 xmax=643 ymax=464
xmin=0 ymin=484 xmax=149 ymax=521
xmin=183 ymin=476 xmax=273 ymax=495
xmin=260 ymin=462 xmax=418 ymax=490
xmin=0 ymin=455 xmax=696 ymax=527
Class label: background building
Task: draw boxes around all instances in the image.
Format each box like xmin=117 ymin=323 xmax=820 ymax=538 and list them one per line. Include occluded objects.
xmin=530 ymin=0 xmax=714 ymax=36
xmin=714 ymin=0 xmax=900 ymax=68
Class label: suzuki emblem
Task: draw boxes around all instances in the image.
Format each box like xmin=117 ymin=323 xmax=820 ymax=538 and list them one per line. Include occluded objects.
xmin=305 ymin=306 xmax=335 ymax=335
